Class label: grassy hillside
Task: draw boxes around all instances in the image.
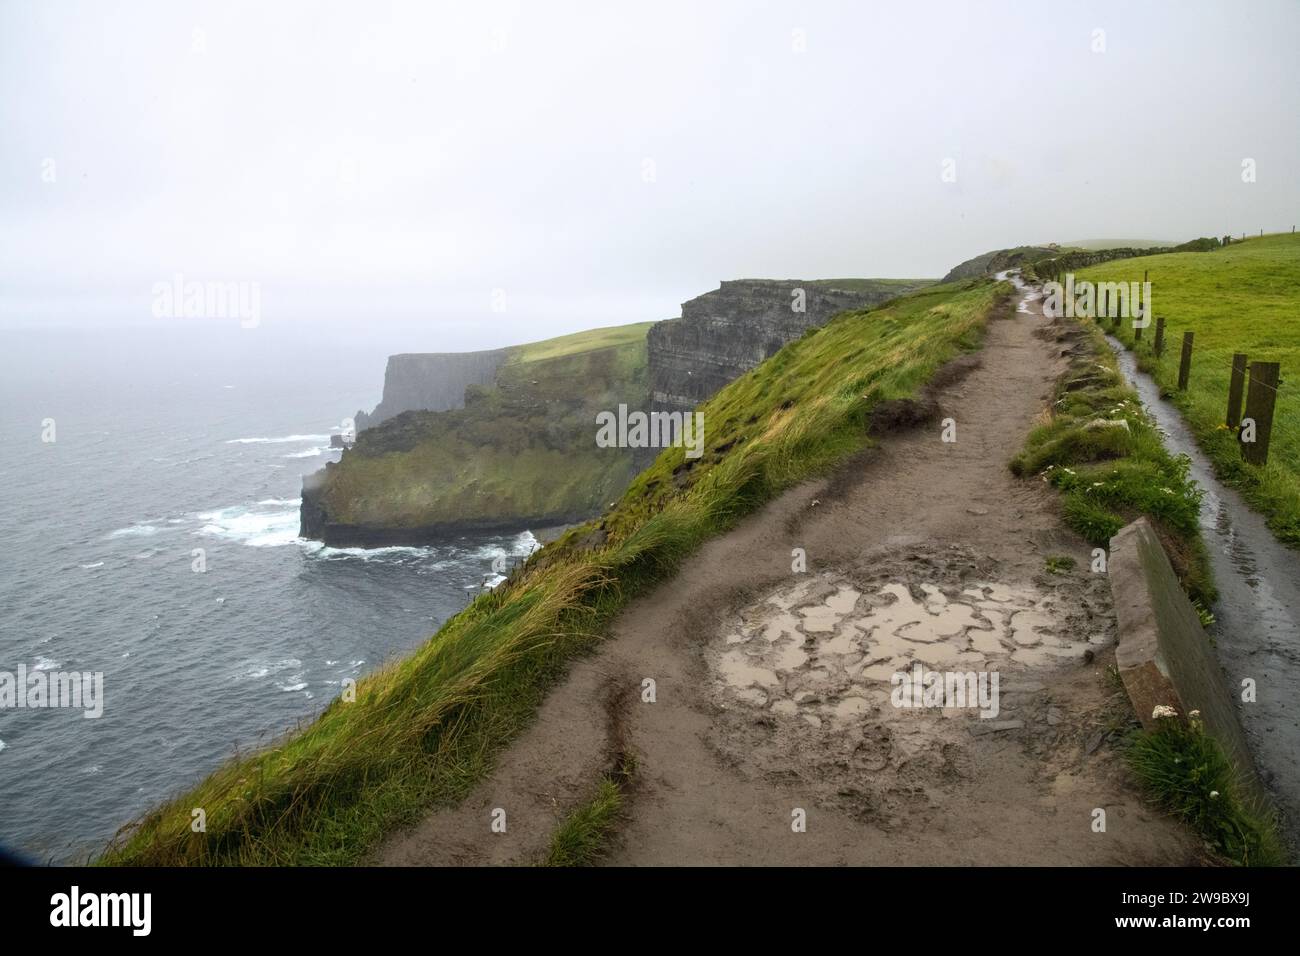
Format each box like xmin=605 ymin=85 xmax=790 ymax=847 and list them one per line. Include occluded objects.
xmin=941 ymin=245 xmax=1059 ymax=283
xmin=1059 ymin=238 xmax=1176 ymax=251
xmin=313 ymin=325 xmax=653 ymax=536
xmin=103 ymin=277 xmax=1009 ymax=866
xmin=507 ymin=321 xmax=654 ymax=365
xmin=1074 ymin=233 xmax=1300 ymax=545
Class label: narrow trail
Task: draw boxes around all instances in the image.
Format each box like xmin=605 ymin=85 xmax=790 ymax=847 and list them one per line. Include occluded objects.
xmin=374 ymin=281 xmax=1200 ymax=866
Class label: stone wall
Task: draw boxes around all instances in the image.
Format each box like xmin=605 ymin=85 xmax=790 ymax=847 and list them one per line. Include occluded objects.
xmin=1109 ymin=518 xmax=1265 ymax=804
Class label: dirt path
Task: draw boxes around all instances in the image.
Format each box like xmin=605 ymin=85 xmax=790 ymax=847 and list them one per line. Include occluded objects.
xmin=375 ymin=282 xmax=1201 ymax=866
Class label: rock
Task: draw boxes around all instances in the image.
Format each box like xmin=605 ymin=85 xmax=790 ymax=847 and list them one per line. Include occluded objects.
xmin=1083 ymin=418 xmax=1131 ymax=432
xmin=647 ymin=279 xmax=925 ymax=416
xmin=969 ymin=719 xmax=1025 ymax=735
xmin=355 ymin=349 xmax=508 ymax=431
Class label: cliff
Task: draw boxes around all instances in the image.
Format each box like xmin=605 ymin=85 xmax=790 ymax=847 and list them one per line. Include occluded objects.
xmin=647 ymin=279 xmax=928 ymax=414
xmin=354 ymin=349 xmax=508 ymax=431
xmin=304 ymin=278 xmax=931 ymax=545
xmin=302 ymin=323 xmax=653 ymax=546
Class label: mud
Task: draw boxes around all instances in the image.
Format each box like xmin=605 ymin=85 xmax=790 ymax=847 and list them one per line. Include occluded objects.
xmin=373 ymin=278 xmax=1202 ymax=867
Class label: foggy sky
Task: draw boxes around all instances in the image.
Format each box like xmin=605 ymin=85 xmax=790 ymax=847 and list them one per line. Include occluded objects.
xmin=2 ymin=0 xmax=1296 ymax=349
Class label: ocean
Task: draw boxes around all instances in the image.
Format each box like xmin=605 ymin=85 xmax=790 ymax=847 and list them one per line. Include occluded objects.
xmin=0 ymin=322 xmax=537 ymax=862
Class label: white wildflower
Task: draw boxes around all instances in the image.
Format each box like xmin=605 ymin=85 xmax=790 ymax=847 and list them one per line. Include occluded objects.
xmin=1152 ymin=704 xmax=1179 ymax=720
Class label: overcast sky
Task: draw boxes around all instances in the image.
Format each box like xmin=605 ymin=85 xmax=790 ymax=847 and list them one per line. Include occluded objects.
xmin=1 ymin=0 xmax=1296 ymax=347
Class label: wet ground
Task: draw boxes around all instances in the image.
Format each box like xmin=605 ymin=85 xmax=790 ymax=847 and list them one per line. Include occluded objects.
xmin=1104 ymin=332 xmax=1300 ymax=849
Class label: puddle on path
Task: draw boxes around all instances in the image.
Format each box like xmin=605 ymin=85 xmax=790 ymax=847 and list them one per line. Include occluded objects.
xmin=713 ymin=572 xmax=1095 ymax=727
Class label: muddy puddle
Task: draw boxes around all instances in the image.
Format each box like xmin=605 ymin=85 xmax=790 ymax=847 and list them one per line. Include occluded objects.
xmin=712 ymin=571 xmax=1096 ymax=728
xmin=703 ymin=545 xmax=1113 ymax=825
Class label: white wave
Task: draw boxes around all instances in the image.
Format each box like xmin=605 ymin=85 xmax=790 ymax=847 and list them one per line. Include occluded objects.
xmin=472 ymin=530 xmax=541 ymax=564
xmin=238 ymin=658 xmax=301 ymax=681
xmin=226 ymin=434 xmax=329 ymax=445
xmin=277 ymin=680 xmax=308 ymax=693
xmin=256 ymin=497 xmax=302 ymax=507
xmin=79 ymin=561 xmax=105 ymax=569
xmin=309 ymin=543 xmax=437 ymax=560
xmin=283 ymin=448 xmax=323 ymax=459
xmin=32 ymin=657 xmax=60 ymax=671
xmin=197 ymin=504 xmax=301 ymax=548
xmin=107 ymin=523 xmax=161 ymax=539
xmin=0 ymin=739 xmax=6 ymax=753
xmin=513 ymin=530 xmax=541 ymax=556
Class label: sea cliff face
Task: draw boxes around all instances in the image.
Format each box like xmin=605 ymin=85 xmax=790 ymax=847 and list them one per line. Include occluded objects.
xmin=302 ymin=324 xmax=653 ymax=546
xmin=354 ymin=349 xmax=508 ymax=431
xmin=647 ymin=279 xmax=927 ymax=414
xmin=303 ymin=278 xmax=928 ymax=545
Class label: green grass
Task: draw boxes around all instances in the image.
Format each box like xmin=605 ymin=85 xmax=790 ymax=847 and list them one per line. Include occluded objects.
xmin=1058 ymin=238 xmax=1176 ymax=251
xmin=803 ymin=277 xmax=935 ymax=293
xmin=1011 ymin=314 xmax=1215 ymax=606
xmin=506 ymin=321 xmax=654 ymax=365
xmin=1125 ymin=711 xmax=1283 ymax=866
xmin=321 ymin=334 xmax=650 ymax=530
xmin=541 ymin=750 xmax=634 ymax=867
xmin=1074 ymin=233 xmax=1300 ymax=546
xmin=1044 ymin=555 xmax=1075 ymax=575
xmin=102 ymin=277 xmax=1010 ymax=866
xmin=541 ymin=778 xmax=624 ymax=866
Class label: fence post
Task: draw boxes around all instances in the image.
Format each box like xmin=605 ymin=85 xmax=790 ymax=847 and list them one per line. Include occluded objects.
xmin=1178 ymin=331 xmax=1194 ymax=390
xmin=1226 ymin=353 xmax=1248 ymax=428
xmin=1241 ymin=362 xmax=1280 ymax=466
xmin=1153 ymin=316 xmax=1166 ymax=357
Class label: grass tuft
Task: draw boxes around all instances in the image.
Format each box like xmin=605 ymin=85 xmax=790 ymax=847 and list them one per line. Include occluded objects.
xmin=1125 ymin=713 xmax=1284 ymax=866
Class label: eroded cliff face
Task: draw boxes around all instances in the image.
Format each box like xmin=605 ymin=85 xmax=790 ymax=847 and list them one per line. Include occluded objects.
xmin=647 ymin=279 xmax=922 ymax=414
xmin=354 ymin=349 xmax=508 ymax=430
xmin=301 ymin=329 xmax=651 ymax=546
xmin=305 ymin=279 xmax=925 ymax=545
